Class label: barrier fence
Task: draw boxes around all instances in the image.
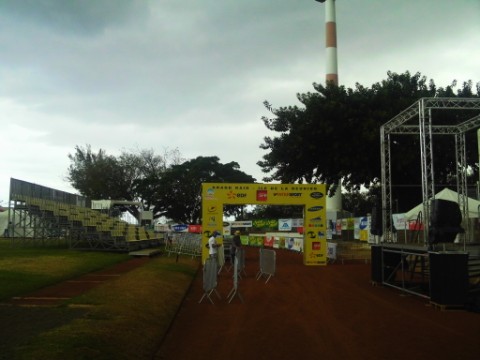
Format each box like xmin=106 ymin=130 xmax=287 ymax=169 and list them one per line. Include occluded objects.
xmin=256 ymin=248 xmax=276 ymax=283
xmin=198 ymin=257 xmax=220 ymax=304
xmin=165 ymin=232 xmax=202 ymax=258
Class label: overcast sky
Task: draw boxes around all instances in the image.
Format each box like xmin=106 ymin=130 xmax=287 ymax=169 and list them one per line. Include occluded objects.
xmin=1 ymin=0 xmax=479 ymax=204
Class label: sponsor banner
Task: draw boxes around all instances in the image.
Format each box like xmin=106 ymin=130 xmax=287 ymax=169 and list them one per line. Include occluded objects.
xmin=240 ymin=235 xmax=249 ymax=246
xmin=188 ymin=224 xmax=202 ymax=233
xmin=347 ymin=218 xmax=354 ymax=231
xmin=408 ymin=221 xmax=424 ymax=230
xmin=203 ymin=183 xmax=324 ymax=205
xmin=248 ymin=234 xmax=265 ymax=247
xmin=336 ymin=219 xmax=342 ymax=234
xmin=327 ymin=242 xmax=337 ymax=260
xmin=292 ymin=218 xmax=303 ymax=227
xmin=202 ymin=183 xmax=326 ymax=265
xmin=327 ymin=219 xmax=335 ymax=239
xmin=327 ymin=210 xmax=337 ymax=238
xmin=264 ymin=235 xmax=274 ymax=247
xmin=252 ymin=219 xmax=278 ymax=229
xmin=231 ymin=220 xmax=253 ymax=228
xmin=265 ymin=232 xmax=303 ymax=252
xmin=284 ymin=235 xmax=303 ymax=252
xmin=359 ymin=216 xmax=368 ymax=230
xmin=278 ymin=218 xmax=293 ymax=231
xmin=304 ymin=238 xmax=324 ymax=265
xmin=392 ymin=213 xmax=407 ymax=231
xmin=354 ymin=218 xmax=360 ymax=240
xmin=172 ymin=224 xmax=189 ymax=232
xmin=359 ymin=230 xmax=369 ymax=242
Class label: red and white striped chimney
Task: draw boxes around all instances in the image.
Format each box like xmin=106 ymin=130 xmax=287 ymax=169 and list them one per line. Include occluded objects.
xmin=316 ymin=0 xmax=338 ymax=85
xmin=316 ymin=0 xmax=342 ymax=211
xmin=325 ymin=0 xmax=338 ymax=85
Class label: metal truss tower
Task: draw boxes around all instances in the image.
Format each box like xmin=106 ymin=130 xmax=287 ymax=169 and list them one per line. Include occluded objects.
xmin=380 ymin=97 xmax=480 ymax=247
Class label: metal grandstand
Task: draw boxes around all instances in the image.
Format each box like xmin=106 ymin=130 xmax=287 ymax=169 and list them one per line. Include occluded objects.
xmin=5 ymin=178 xmax=161 ymax=251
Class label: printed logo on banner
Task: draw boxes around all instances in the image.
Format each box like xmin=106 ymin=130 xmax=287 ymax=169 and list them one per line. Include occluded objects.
xmin=279 ymin=219 xmax=292 ymax=231
xmin=256 ymin=190 xmax=268 ymax=201
xmin=307 ymin=205 xmax=323 ymax=212
xmin=359 ymin=217 xmax=368 ymax=230
xmin=292 ymin=218 xmax=303 ymax=227
xmin=252 ymin=219 xmax=277 ymax=228
xmin=312 ymin=242 xmax=321 ymax=250
xmin=172 ymin=224 xmax=188 ymax=232
xmin=231 ymin=221 xmax=253 ymax=227
xmin=273 ymin=192 xmax=302 ymax=197
xmin=310 ymin=192 xmax=324 ymax=199
xmin=207 ymin=206 xmax=217 ymax=213
xmin=207 ymin=216 xmax=217 ymax=227
xmin=227 ymin=191 xmax=248 ymax=200
xmin=205 ymin=188 xmax=216 ymax=200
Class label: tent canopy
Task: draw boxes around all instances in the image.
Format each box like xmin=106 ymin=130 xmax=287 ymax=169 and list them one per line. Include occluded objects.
xmin=404 ymin=188 xmax=480 ymax=220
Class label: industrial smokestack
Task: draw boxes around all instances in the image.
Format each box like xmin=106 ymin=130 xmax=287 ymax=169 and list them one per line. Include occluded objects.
xmin=324 ymin=0 xmax=338 ymax=85
xmin=315 ymin=0 xmax=338 ymax=85
xmin=315 ymin=0 xmax=342 ymax=211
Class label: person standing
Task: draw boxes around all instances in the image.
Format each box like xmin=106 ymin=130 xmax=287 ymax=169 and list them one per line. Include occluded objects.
xmin=208 ymin=231 xmax=221 ymax=258
xmin=230 ymin=230 xmax=242 ymax=264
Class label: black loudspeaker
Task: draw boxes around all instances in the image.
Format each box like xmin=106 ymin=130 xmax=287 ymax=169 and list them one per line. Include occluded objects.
xmin=428 ymin=199 xmax=463 ymax=244
xmin=371 ymin=202 xmax=383 ymax=236
xmin=429 ymin=252 xmax=468 ymax=305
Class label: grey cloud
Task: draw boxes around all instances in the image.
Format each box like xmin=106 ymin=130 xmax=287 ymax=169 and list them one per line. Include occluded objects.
xmin=0 ymin=0 xmax=148 ymax=35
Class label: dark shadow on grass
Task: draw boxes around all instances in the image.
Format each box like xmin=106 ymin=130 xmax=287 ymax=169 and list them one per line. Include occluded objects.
xmin=0 ymin=305 xmax=88 ymax=360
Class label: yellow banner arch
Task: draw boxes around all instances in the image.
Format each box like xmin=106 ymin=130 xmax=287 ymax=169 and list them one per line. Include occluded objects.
xmin=201 ymin=183 xmax=327 ymax=266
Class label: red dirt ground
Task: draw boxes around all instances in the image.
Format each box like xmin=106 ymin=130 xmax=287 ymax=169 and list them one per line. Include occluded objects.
xmin=155 ymin=247 xmax=480 ymax=360
xmin=6 ymin=249 xmax=479 ymax=360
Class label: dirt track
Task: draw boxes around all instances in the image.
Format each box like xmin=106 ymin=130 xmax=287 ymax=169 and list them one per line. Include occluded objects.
xmin=155 ymin=247 xmax=480 ymax=360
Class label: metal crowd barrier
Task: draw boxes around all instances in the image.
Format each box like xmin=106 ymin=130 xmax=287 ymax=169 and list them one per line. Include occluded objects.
xmin=256 ymin=248 xmax=276 ymax=283
xmin=165 ymin=232 xmax=202 ymax=258
xmin=199 ymin=257 xmax=221 ymax=304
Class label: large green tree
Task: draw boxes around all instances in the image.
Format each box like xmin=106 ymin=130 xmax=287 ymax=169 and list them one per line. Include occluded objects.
xmin=153 ymin=156 xmax=256 ymax=223
xmin=258 ymin=71 xmax=479 ymax=212
xmin=67 ymin=145 xmax=182 ymax=218
xmin=67 ymin=145 xmax=127 ymax=200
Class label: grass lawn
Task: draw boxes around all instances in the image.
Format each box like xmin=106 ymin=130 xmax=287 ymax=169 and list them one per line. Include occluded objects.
xmin=0 ymin=239 xmax=200 ymax=359
xmin=0 ymin=239 xmax=130 ymax=301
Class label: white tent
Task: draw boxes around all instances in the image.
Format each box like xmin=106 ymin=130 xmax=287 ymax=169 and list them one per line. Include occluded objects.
xmin=404 ymin=188 xmax=480 ymax=220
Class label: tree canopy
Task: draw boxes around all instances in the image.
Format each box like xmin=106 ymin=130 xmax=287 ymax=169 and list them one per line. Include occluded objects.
xmin=152 ymin=156 xmax=256 ymax=223
xmin=67 ymin=148 xmax=255 ymax=223
xmin=258 ymin=71 xmax=479 ymax=212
